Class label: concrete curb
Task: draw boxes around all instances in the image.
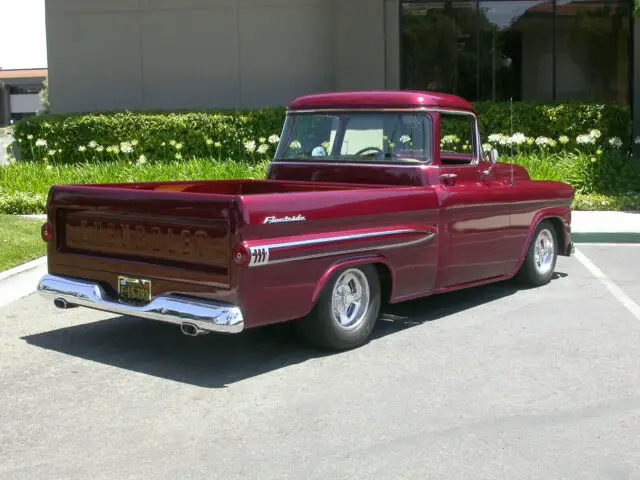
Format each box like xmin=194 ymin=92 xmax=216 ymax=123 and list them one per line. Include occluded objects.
xmin=0 ymin=256 xmax=47 ymax=310
xmin=0 ymin=256 xmax=46 ymax=281
xmin=572 ymin=232 xmax=640 ymax=244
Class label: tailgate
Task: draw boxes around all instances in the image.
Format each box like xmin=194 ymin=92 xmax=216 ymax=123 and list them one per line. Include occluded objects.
xmin=48 ymin=185 xmax=236 ymax=293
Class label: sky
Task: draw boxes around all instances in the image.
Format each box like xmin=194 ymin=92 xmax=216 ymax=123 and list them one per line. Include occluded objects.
xmin=0 ymin=0 xmax=47 ymax=69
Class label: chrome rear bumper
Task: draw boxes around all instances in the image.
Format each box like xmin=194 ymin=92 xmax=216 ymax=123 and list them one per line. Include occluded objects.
xmin=37 ymin=274 xmax=244 ymax=334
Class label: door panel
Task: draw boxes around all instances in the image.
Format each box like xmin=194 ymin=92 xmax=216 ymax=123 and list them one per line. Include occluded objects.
xmin=436 ymin=162 xmax=518 ymax=288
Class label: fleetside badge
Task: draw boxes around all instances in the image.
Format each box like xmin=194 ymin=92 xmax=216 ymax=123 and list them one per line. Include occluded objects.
xmin=263 ymin=214 xmax=306 ymax=224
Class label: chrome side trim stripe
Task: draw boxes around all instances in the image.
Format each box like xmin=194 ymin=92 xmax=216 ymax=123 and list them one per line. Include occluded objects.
xmin=255 ymin=228 xmax=429 ymax=251
xmin=247 ymin=229 xmax=436 ymax=268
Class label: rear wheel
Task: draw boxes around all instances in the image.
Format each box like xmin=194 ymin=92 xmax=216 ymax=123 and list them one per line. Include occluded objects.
xmin=516 ymin=220 xmax=558 ymax=286
xmin=295 ymin=264 xmax=381 ymax=350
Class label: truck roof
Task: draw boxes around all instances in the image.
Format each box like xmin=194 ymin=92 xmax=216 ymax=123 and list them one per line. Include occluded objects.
xmin=288 ymin=90 xmax=475 ymax=112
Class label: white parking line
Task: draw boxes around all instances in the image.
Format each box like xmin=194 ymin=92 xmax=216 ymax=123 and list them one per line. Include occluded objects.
xmin=574 ymin=248 xmax=640 ymax=321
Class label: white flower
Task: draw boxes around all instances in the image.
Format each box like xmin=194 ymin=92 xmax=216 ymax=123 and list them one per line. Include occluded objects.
xmin=535 ymin=136 xmax=552 ymax=147
xmin=214 ymin=141 xmax=221 ymax=148
xmin=36 ymin=139 xmax=47 ymax=147
xmin=244 ymin=140 xmax=257 ymax=153
xmin=510 ymin=132 xmax=526 ymax=145
xmin=589 ymin=129 xmax=601 ymax=139
xmin=27 ymin=134 xmax=34 ymax=140
xmin=488 ymin=133 xmax=504 ymax=143
xmin=576 ymin=134 xmax=594 ymax=145
xmin=257 ymin=144 xmax=269 ymax=155
xmin=88 ymin=141 xmax=98 ymax=149
xmin=137 ymin=155 xmax=147 ymax=164
xmin=78 ymin=145 xmax=87 ymax=152
xmin=289 ymin=140 xmax=301 ymax=149
xmin=205 ymin=138 xmax=214 ymax=146
xmin=47 ymin=149 xmax=57 ymax=156
xmin=175 ymin=152 xmax=183 ymax=160
xmin=174 ymin=142 xmax=183 ymax=150
xmin=120 ymin=142 xmax=134 ymax=153
xmin=131 ymin=139 xmax=139 ymax=146
xmin=608 ymin=137 xmax=623 ymax=148
xmin=482 ymin=143 xmax=492 ymax=152
xmin=96 ymin=145 xmax=104 ymax=152
xmin=268 ymin=134 xmax=280 ymax=144
xmin=399 ymin=135 xmax=411 ymax=144
xmin=559 ymin=135 xmax=569 ymax=145
xmin=169 ymin=140 xmax=177 ymax=146
xmin=441 ymin=134 xmax=460 ymax=144
xmin=259 ymin=137 xmax=266 ymax=144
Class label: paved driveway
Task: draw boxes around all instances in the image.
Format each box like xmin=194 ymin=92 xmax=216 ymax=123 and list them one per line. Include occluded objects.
xmin=2 ymin=245 xmax=640 ymax=479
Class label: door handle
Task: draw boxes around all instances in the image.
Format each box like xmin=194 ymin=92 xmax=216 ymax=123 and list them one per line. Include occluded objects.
xmin=441 ymin=173 xmax=457 ymax=186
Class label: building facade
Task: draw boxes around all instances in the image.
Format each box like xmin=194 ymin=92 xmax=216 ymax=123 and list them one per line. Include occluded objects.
xmin=0 ymin=69 xmax=47 ymax=126
xmin=45 ymin=0 xmax=638 ymax=133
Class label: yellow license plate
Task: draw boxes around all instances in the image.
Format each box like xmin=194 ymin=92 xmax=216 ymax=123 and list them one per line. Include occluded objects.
xmin=118 ymin=276 xmax=151 ymax=304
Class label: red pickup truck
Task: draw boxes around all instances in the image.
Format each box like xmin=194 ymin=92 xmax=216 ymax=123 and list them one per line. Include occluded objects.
xmin=37 ymin=90 xmax=574 ymax=350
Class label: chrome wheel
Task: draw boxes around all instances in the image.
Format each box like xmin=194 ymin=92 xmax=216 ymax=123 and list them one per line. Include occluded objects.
xmin=534 ymin=228 xmax=555 ymax=275
xmin=331 ymin=269 xmax=370 ymax=329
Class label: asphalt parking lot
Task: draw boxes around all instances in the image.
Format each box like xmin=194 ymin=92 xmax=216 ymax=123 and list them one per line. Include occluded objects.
xmin=2 ymin=244 xmax=640 ymax=479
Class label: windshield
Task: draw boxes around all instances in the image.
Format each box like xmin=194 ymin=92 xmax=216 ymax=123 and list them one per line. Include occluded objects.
xmin=274 ymin=111 xmax=433 ymax=164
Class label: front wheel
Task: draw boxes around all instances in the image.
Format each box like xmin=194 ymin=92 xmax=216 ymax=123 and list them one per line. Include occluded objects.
xmin=516 ymin=220 xmax=558 ymax=286
xmin=295 ymin=264 xmax=381 ymax=351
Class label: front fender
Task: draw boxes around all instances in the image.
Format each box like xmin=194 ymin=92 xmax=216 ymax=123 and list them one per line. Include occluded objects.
xmin=510 ymin=207 xmax=572 ymax=276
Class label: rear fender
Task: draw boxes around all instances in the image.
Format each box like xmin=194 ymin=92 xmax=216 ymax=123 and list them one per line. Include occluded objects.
xmin=510 ymin=208 xmax=572 ymax=276
xmin=310 ymin=255 xmax=395 ymax=306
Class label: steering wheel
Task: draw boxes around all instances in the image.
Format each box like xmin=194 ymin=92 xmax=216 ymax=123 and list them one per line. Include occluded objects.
xmin=353 ymin=146 xmax=385 ymax=157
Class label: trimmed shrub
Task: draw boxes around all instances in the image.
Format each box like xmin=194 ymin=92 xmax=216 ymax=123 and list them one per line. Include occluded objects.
xmin=474 ymin=101 xmax=631 ymax=149
xmin=12 ymin=101 xmax=633 ymax=164
xmin=13 ymin=108 xmax=286 ymax=164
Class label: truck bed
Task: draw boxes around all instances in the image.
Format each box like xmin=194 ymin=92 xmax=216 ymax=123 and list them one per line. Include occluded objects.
xmin=45 ymin=179 xmax=418 ymax=311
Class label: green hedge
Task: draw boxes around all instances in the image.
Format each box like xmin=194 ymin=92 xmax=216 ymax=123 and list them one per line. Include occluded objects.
xmin=13 ymin=108 xmax=286 ymax=164
xmin=12 ymin=101 xmax=632 ymax=164
xmin=473 ymin=101 xmax=632 ymax=148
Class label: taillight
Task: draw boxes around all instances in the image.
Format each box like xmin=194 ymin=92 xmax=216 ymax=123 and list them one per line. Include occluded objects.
xmin=232 ymin=243 xmax=250 ymax=266
xmin=41 ymin=222 xmax=53 ymax=243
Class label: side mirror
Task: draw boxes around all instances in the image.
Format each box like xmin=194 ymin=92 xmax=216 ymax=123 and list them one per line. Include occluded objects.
xmin=488 ymin=148 xmax=499 ymax=164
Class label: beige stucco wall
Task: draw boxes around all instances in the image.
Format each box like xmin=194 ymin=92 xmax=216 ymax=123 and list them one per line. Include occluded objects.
xmin=46 ymin=0 xmax=400 ymax=114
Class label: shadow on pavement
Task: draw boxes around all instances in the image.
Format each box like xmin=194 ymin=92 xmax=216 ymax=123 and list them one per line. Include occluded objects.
xmin=21 ymin=272 xmax=567 ymax=389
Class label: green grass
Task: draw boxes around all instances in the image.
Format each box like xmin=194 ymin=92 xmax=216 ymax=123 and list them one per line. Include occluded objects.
xmin=0 ymin=215 xmax=47 ymax=271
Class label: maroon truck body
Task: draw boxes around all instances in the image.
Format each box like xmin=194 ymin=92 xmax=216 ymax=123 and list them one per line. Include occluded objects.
xmin=37 ymin=91 xmax=574 ymax=350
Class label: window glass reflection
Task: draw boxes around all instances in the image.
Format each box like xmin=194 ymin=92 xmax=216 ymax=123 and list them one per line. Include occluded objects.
xmin=478 ymin=1 xmax=553 ymax=101
xmin=555 ymin=0 xmax=630 ymax=104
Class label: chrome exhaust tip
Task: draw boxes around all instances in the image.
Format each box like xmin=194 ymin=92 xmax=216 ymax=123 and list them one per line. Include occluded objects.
xmin=180 ymin=322 xmax=208 ymax=337
xmin=53 ymin=298 xmax=77 ymax=309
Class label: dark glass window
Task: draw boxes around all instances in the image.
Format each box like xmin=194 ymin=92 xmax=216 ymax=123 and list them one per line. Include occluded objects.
xmin=400 ymin=0 xmax=632 ymax=105
xmin=478 ymin=1 xmax=553 ymax=101
xmin=555 ymin=0 xmax=631 ymax=104
xmin=402 ymin=1 xmax=477 ymax=100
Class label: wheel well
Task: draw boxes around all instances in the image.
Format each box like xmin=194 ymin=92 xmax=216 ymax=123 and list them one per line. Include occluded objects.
xmin=374 ymin=263 xmax=393 ymax=305
xmin=544 ymin=217 xmax=565 ymax=250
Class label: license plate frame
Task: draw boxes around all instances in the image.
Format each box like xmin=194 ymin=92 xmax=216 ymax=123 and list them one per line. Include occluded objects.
xmin=117 ymin=276 xmax=152 ymax=304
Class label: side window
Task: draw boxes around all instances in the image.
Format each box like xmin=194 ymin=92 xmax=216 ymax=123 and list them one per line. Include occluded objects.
xmin=439 ymin=113 xmax=477 ymax=165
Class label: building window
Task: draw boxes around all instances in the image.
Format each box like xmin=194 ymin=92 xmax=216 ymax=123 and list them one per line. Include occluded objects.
xmin=402 ymin=1 xmax=477 ymax=99
xmin=401 ymin=0 xmax=632 ymax=105
xmin=555 ymin=0 xmax=631 ymax=104
xmin=478 ymin=1 xmax=553 ymax=101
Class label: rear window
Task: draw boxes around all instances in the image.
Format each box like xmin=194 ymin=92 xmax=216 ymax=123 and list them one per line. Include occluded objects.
xmin=274 ymin=111 xmax=433 ymax=164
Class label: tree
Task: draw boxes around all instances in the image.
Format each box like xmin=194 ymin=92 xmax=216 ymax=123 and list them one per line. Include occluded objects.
xmin=38 ymin=78 xmax=49 ymax=115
